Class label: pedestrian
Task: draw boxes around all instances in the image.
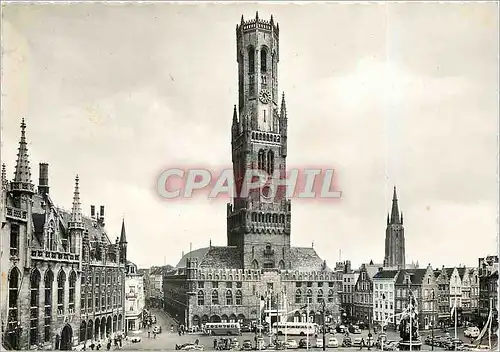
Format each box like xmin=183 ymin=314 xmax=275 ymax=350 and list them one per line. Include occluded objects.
xmin=148 ymin=330 xmax=151 ymax=338
xmin=90 ymin=341 xmax=95 ymax=350
xmin=96 ymin=342 xmax=101 ymax=350
xmin=153 ymin=332 xmax=156 ymax=339
xmin=360 ymin=338 xmax=364 ymax=350
xmin=106 ymin=341 xmax=111 ymax=351
xmin=178 ymin=329 xmax=181 ymax=336
xmin=214 ymin=339 xmax=217 ymax=349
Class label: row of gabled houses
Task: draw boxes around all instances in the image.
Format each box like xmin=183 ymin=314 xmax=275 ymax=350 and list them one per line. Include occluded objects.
xmin=338 ymin=255 xmax=498 ymax=331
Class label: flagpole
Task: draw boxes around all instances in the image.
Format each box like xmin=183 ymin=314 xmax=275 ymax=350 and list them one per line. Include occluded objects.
xmin=488 ymin=298 xmax=492 ymax=350
xmin=454 ymin=296 xmax=458 ymax=345
xmin=306 ymin=298 xmax=309 ymax=351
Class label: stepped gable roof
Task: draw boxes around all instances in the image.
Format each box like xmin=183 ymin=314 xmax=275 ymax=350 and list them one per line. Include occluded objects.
xmin=395 ymin=269 xmax=428 ymax=285
xmin=433 ymin=270 xmax=441 ymax=278
xmin=289 ymin=247 xmax=331 ymax=271
xmin=458 ymin=267 xmax=468 ymax=279
xmin=373 ymin=270 xmax=399 ymax=279
xmin=199 ymin=246 xmax=241 ymax=269
xmin=445 ymin=267 xmax=455 ymax=278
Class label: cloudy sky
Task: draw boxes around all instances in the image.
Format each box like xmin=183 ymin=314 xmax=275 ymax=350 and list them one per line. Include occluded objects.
xmin=2 ymin=2 xmax=498 ymax=269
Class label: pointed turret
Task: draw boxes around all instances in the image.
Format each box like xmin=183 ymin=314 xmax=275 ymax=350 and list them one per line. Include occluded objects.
xmin=390 ymin=186 xmax=400 ymax=224
xmin=400 ymin=211 xmax=404 ymax=225
xmin=280 ymin=92 xmax=287 ymax=120
xmin=387 ymin=213 xmax=390 ymax=225
xmin=11 ymin=118 xmax=34 ymax=194
xmin=69 ymin=175 xmax=84 ymax=228
xmin=231 ymin=105 xmax=240 ymax=137
xmin=280 ymin=92 xmax=288 ymax=157
xmin=120 ymin=218 xmax=127 ymax=244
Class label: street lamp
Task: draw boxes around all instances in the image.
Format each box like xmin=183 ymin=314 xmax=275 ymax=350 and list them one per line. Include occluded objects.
xmin=431 ymin=289 xmax=435 ymax=351
xmin=321 ymin=300 xmax=326 ymax=351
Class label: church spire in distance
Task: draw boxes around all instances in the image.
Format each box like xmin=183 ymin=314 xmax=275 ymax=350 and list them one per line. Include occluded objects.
xmin=390 ymin=186 xmax=401 ymax=224
xmin=11 ymin=118 xmax=34 ymax=194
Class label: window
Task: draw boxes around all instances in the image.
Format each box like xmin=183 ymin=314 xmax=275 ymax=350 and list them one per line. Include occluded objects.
xmin=260 ymin=48 xmax=267 ymax=73
xmin=57 ymin=270 xmax=66 ymax=314
xmin=211 ymin=290 xmax=219 ymax=305
xmin=212 ymin=281 xmax=218 ymax=289
xmin=235 ymin=290 xmax=242 ymax=305
xmin=10 ymin=224 xmax=19 ymax=256
xmin=226 ymin=290 xmax=233 ymax=305
xmin=296 ymin=282 xmax=301 ymax=288
xmin=236 ymin=282 xmax=242 ymax=288
xmin=69 ymin=271 xmax=76 ymax=312
xmin=43 ymin=270 xmax=53 ymax=342
xmin=226 ymin=282 xmax=232 ymax=289
xmin=307 ymin=282 xmax=312 ymax=287
xmin=317 ymin=289 xmax=323 ymax=303
xmin=8 ymin=268 xmax=21 ymax=349
xmin=307 ymin=289 xmax=313 ymax=303
xmin=197 ymin=291 xmax=204 ymax=306
xmin=248 ymin=47 xmax=255 ymax=73
xmin=328 ymin=290 xmax=334 ymax=303
xmin=198 ymin=281 xmax=205 ymax=289
xmin=30 ymin=270 xmax=41 ymax=346
xmin=295 ymin=289 xmax=302 ymax=304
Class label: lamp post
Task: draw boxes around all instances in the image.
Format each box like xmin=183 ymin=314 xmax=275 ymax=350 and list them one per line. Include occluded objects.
xmin=321 ymin=300 xmax=326 ymax=351
xmin=431 ymin=289 xmax=435 ymax=351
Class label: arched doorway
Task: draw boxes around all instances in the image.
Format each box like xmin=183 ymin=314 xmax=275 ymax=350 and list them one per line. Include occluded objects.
xmin=113 ymin=315 xmax=117 ymax=332
xmin=201 ymin=315 xmax=209 ymax=326
xmin=60 ymin=324 xmax=73 ymax=350
xmin=210 ymin=315 xmax=221 ymax=323
xmin=94 ymin=319 xmax=100 ymax=340
xmin=100 ymin=317 xmax=106 ymax=339
xmin=106 ymin=316 xmax=112 ymax=336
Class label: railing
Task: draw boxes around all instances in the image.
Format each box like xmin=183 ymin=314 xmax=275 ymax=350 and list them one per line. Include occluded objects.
xmin=6 ymin=206 xmax=28 ymax=222
xmin=31 ymin=249 xmax=80 ymax=262
xmin=9 ymin=182 xmax=35 ymax=193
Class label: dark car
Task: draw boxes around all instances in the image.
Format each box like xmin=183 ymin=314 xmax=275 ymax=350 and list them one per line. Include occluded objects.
xmin=241 ymin=340 xmax=253 ymax=351
xmin=241 ymin=324 xmax=251 ymax=333
xmin=298 ymin=339 xmax=311 ymax=349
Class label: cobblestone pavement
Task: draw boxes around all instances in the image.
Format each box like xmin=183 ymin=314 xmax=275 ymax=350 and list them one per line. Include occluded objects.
xmin=121 ymin=310 xmax=493 ymax=351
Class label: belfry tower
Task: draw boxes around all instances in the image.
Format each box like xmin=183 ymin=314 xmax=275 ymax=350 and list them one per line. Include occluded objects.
xmin=227 ymin=13 xmax=291 ymax=270
xmin=384 ymin=186 xmax=406 ymax=269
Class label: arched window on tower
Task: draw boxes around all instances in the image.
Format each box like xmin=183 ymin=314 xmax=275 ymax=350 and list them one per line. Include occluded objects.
xmin=197 ymin=291 xmax=204 ymax=306
xmin=328 ymin=289 xmax=334 ymax=303
xmin=267 ymin=150 xmax=274 ymax=174
xmin=235 ymin=290 xmax=243 ymax=305
xmin=248 ymin=47 xmax=255 ymax=73
xmin=251 ymin=259 xmax=259 ymax=270
xmin=261 ymin=48 xmax=267 ymax=73
xmin=258 ymin=150 xmax=266 ymax=171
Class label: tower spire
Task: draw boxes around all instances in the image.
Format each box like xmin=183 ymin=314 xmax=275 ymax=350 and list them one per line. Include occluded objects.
xmin=68 ymin=175 xmax=85 ymax=229
xmin=390 ymin=186 xmax=400 ymax=224
xmin=11 ymin=118 xmax=34 ymax=194
xmin=120 ymin=218 xmax=127 ymax=244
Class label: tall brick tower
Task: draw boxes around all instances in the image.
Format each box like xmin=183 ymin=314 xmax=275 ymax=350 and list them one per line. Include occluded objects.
xmin=227 ymin=13 xmax=292 ymax=270
xmin=384 ymin=186 xmax=406 ymax=269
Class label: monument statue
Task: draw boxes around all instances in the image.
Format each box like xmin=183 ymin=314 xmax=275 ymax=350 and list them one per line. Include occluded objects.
xmin=398 ymin=292 xmax=422 ymax=350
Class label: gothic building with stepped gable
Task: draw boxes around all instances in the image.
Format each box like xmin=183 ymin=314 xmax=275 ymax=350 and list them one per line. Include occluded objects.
xmin=1 ymin=119 xmax=127 ymax=350
xmin=163 ymin=13 xmax=342 ymax=329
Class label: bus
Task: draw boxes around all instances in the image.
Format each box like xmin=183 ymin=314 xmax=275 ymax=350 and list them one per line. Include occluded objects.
xmin=203 ymin=322 xmax=241 ymax=336
xmin=272 ymin=322 xmax=319 ymax=336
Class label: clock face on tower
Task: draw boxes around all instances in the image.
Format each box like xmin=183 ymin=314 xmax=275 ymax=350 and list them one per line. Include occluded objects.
xmin=259 ymin=89 xmax=271 ymax=104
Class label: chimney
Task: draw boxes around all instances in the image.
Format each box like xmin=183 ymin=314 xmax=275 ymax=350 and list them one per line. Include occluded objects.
xmin=99 ymin=205 xmax=105 ymax=226
xmin=38 ymin=163 xmax=49 ymax=195
xmin=91 ymin=205 xmax=96 ymax=219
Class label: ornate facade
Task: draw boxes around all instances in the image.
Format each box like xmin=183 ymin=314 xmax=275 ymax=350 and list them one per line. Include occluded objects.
xmin=125 ymin=260 xmax=145 ymax=332
xmin=163 ymin=13 xmax=341 ymax=329
xmin=1 ymin=120 xmax=127 ymax=350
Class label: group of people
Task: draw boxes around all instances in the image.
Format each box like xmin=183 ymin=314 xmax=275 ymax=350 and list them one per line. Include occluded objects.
xmin=83 ymin=335 xmax=123 ymax=351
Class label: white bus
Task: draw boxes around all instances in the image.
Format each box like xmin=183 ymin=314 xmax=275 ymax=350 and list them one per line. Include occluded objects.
xmin=272 ymin=322 xmax=318 ymax=336
xmin=203 ymin=322 xmax=241 ymax=336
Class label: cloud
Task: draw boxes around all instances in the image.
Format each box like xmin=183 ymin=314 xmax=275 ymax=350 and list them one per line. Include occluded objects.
xmin=1 ymin=3 xmax=497 ymax=269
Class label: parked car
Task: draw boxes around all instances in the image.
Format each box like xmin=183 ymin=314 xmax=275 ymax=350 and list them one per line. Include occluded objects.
xmin=352 ymin=337 xmax=363 ymax=347
xmin=241 ymin=324 xmax=252 ymax=333
xmin=464 ymin=327 xmax=480 ymax=338
xmin=336 ymin=325 xmax=346 ymax=333
xmin=315 ymin=338 xmax=323 ymax=348
xmin=383 ymin=341 xmax=398 ymax=351
xmin=285 ymin=339 xmax=298 ymax=349
xmin=241 ymin=340 xmax=253 ymax=351
xmin=327 ymin=337 xmax=339 ymax=348
xmin=342 ymin=336 xmax=352 ymax=347
xmin=298 ymin=338 xmax=312 ymax=349
xmin=130 ymin=336 xmax=141 ymax=343
xmin=349 ymin=325 xmax=362 ymax=334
